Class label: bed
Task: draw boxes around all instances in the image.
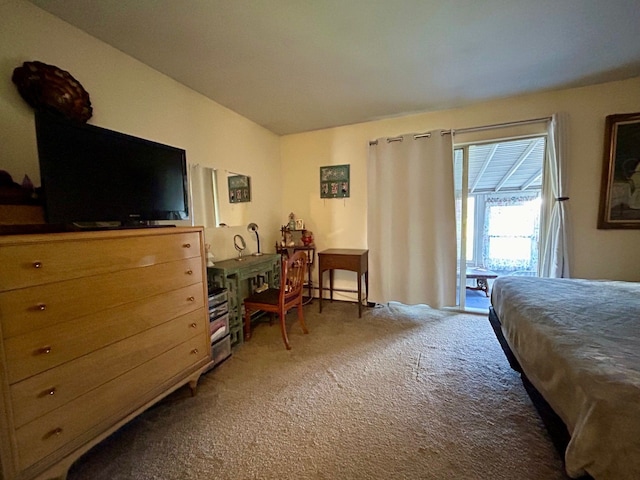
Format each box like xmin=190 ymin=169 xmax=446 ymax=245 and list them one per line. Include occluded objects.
xmin=489 ymin=276 xmax=640 ymax=480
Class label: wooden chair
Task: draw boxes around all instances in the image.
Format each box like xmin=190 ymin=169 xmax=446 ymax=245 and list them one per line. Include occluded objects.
xmin=243 ymin=250 xmax=308 ymax=349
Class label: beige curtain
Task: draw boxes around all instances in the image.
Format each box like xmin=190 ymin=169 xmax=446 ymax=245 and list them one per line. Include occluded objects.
xmin=539 ymin=113 xmax=571 ymax=278
xmin=367 ymin=132 xmax=456 ymax=308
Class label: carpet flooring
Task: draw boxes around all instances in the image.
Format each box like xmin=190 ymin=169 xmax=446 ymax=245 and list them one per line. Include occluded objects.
xmin=67 ymin=301 xmax=567 ymax=480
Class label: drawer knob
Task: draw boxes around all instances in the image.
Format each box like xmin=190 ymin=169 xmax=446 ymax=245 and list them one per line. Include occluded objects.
xmin=186 ymin=269 xmax=193 ymax=275
xmin=37 ymin=303 xmax=47 ymax=311
xmin=190 ymin=322 xmax=197 ymax=328
xmin=183 ymin=243 xmax=191 ymax=248
xmin=187 ymin=296 xmax=195 ymax=302
xmin=40 ymin=387 xmax=57 ymax=397
xmin=43 ymin=427 xmax=63 ymax=439
xmin=191 ymin=348 xmax=199 ymax=355
xmin=39 ymin=346 xmax=52 ymax=355
xmin=33 ymin=261 xmax=43 ymax=269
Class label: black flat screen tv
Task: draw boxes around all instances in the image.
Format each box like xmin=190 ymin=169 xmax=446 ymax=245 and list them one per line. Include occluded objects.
xmin=35 ymin=110 xmax=189 ymax=228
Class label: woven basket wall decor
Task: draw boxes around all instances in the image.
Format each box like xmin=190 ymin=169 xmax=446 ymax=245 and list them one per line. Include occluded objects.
xmin=12 ymin=60 xmax=93 ymax=122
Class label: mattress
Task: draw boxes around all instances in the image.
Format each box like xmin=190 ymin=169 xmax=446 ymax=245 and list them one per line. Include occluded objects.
xmin=490 ymin=277 xmax=640 ymax=480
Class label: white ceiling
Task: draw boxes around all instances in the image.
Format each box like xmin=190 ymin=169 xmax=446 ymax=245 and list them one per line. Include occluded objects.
xmin=29 ymin=0 xmax=640 ymax=135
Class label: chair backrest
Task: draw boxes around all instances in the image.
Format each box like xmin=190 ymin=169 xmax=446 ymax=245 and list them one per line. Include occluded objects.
xmin=280 ymin=250 xmax=307 ymax=304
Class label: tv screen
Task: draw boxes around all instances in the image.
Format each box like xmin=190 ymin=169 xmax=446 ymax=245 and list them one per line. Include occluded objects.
xmin=35 ymin=110 xmax=189 ymax=227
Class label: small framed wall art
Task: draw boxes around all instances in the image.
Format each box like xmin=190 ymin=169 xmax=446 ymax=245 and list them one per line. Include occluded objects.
xmin=228 ymin=174 xmax=251 ymax=203
xmin=320 ymin=164 xmax=350 ymax=199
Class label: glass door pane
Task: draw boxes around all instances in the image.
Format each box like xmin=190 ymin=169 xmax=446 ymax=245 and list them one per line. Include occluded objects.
xmin=456 ymin=136 xmax=545 ymax=311
xmin=453 ymin=148 xmax=467 ymax=309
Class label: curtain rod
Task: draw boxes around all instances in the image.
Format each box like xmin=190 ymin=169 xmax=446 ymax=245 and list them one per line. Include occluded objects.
xmin=369 ymin=132 xmax=430 ymax=146
xmin=369 ymin=116 xmax=551 ymax=145
xmin=441 ymin=116 xmax=551 ymax=135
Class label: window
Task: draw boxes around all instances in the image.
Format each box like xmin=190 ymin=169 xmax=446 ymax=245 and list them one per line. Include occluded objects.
xmin=484 ymin=193 xmax=541 ymax=273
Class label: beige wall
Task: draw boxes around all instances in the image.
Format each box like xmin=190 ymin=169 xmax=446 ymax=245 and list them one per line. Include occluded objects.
xmin=0 ymin=0 xmax=282 ymax=261
xmin=281 ymin=77 xmax=640 ymax=287
xmin=3 ymin=0 xmax=640 ymax=288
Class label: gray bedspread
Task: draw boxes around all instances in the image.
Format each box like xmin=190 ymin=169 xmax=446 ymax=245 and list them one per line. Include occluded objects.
xmin=491 ymin=277 xmax=640 ymax=480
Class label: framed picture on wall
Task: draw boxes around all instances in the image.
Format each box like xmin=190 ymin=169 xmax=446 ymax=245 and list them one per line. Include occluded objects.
xmin=320 ymin=164 xmax=350 ymax=198
xmin=598 ymin=112 xmax=640 ymax=229
xmin=228 ymin=175 xmax=251 ymax=203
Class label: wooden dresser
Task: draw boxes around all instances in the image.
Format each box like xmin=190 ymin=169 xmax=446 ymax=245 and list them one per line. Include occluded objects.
xmin=0 ymin=226 xmax=212 ymax=480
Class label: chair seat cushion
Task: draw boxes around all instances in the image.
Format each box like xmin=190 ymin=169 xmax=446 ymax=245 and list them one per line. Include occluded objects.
xmin=245 ymin=288 xmax=280 ymax=305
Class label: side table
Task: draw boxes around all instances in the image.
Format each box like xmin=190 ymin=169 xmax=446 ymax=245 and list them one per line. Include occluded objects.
xmin=465 ymin=267 xmax=498 ymax=297
xmin=318 ymin=248 xmax=368 ymax=318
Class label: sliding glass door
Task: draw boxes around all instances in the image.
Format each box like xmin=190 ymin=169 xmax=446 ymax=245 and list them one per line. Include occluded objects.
xmin=454 ymin=137 xmax=546 ymax=311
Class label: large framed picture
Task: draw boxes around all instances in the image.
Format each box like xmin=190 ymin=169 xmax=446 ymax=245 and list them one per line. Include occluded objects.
xmin=598 ymin=112 xmax=640 ymax=229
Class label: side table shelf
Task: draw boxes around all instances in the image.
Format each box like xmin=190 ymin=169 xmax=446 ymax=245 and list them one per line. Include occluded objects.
xmin=207 ymin=254 xmax=280 ymax=348
xmin=275 ymin=244 xmax=315 ymax=305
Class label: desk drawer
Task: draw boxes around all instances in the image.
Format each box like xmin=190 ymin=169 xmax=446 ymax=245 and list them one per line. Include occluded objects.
xmin=239 ymin=262 xmax=278 ymax=279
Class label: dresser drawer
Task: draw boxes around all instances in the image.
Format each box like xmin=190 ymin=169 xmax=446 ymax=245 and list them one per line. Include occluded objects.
xmin=4 ymin=284 xmax=205 ymax=384
xmin=0 ymin=230 xmax=201 ymax=291
xmin=15 ymin=333 xmax=210 ymax=471
xmin=0 ymin=256 xmax=203 ymax=340
xmin=10 ymin=309 xmax=206 ymax=428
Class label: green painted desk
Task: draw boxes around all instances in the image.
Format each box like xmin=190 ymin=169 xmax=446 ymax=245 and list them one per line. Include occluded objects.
xmin=207 ymin=254 xmax=280 ymax=347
